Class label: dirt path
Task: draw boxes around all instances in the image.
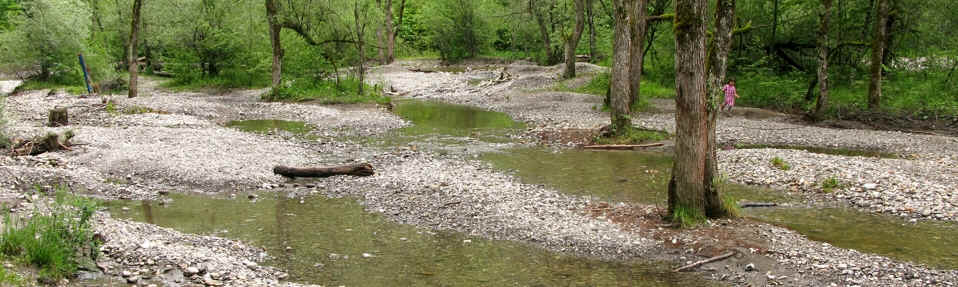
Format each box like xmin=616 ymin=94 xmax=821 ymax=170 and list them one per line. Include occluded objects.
xmin=1 ymin=63 xmax=956 ymax=287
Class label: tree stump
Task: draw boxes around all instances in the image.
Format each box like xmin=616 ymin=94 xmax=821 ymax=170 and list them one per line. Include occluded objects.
xmin=48 ymin=108 xmax=69 ymax=127
xmin=273 ymin=163 xmax=375 ymax=178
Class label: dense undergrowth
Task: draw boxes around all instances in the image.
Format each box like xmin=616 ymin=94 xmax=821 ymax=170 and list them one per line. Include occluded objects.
xmin=0 ymin=187 xmax=100 ymax=282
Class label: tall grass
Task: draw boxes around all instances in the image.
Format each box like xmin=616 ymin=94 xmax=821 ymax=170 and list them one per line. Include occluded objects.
xmin=1 ymin=188 xmax=100 ymax=281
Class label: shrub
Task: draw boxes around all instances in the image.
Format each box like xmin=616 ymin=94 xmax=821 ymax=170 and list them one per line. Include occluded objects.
xmin=1 ymin=187 xmax=100 ymax=281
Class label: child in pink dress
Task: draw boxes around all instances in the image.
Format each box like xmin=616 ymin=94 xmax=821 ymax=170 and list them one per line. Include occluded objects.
xmin=722 ymin=79 xmax=739 ymax=112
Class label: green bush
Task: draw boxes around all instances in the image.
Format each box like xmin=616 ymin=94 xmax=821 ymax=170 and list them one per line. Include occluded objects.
xmin=1 ymin=188 xmax=100 ymax=281
xmin=263 ymin=78 xmax=390 ymax=105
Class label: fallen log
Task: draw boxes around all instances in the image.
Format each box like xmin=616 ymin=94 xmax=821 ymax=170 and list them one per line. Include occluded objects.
xmin=583 ymin=143 xmax=665 ymax=150
xmin=273 ymin=163 xmax=375 ymax=178
xmin=674 ymin=251 xmax=737 ymax=272
xmin=739 ymin=202 xmax=778 ymax=208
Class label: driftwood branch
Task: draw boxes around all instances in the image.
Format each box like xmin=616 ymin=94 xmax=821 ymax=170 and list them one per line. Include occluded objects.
xmin=273 ymin=163 xmax=375 ymax=178
xmin=583 ymin=143 xmax=665 ymax=150
xmin=674 ymin=251 xmax=736 ymax=272
xmin=739 ymin=202 xmax=778 ymax=208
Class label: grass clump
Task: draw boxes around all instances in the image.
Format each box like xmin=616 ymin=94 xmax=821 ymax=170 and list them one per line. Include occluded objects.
xmin=670 ymin=205 xmax=707 ymax=228
xmin=593 ymin=127 xmax=668 ymax=145
xmin=0 ymin=264 xmax=24 ymax=286
xmin=770 ymin=157 xmax=791 ymax=171
xmin=820 ymin=177 xmax=844 ymax=193
xmin=12 ymin=80 xmax=87 ymax=96
xmin=0 ymin=187 xmax=100 ymax=281
xmin=263 ymin=78 xmax=391 ymax=105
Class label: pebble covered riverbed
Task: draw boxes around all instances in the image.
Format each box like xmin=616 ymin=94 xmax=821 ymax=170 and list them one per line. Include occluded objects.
xmin=1 ymin=58 xmax=957 ymax=287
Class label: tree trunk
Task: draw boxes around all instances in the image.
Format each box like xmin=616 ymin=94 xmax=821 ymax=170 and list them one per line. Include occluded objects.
xmin=355 ymin=2 xmax=366 ymax=96
xmin=564 ymin=0 xmax=587 ymax=79
xmin=771 ymin=0 xmax=779 ymax=43
xmin=701 ymin=0 xmax=736 ymax=219
xmin=532 ymin=0 xmax=554 ymax=65
xmin=587 ymin=0 xmax=597 ymax=63
xmin=628 ymin=0 xmax=649 ymax=109
xmin=814 ymin=0 xmax=832 ymax=119
xmin=273 ymin=164 xmax=375 ymax=178
xmin=668 ymin=0 xmax=711 ymax=221
xmin=384 ymin=0 xmax=396 ymax=64
xmin=266 ymin=0 xmax=283 ymax=88
xmin=609 ymin=0 xmax=633 ymax=136
xmin=127 ymin=0 xmax=143 ymax=98
xmin=867 ymin=0 xmax=888 ymax=110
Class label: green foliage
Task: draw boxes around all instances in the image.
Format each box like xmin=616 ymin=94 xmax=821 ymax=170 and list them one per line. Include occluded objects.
xmin=770 ymin=157 xmax=791 ymax=171
xmin=721 ymin=194 xmax=741 ymax=218
xmin=263 ymin=78 xmax=390 ymax=105
xmin=1 ymin=187 xmax=100 ymax=281
xmin=0 ymin=0 xmax=116 ymax=87
xmin=13 ymin=79 xmax=87 ymax=95
xmin=421 ymin=0 xmax=493 ymax=63
xmin=0 ymin=264 xmax=24 ymax=286
xmin=593 ymin=127 xmax=668 ymax=145
xmin=820 ymin=177 xmax=844 ymax=193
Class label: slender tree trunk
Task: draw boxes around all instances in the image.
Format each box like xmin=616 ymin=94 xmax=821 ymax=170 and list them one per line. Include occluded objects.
xmin=628 ymin=0 xmax=649 ymax=109
xmin=867 ymin=0 xmax=888 ymax=110
xmin=564 ymin=0 xmax=587 ymax=78
xmin=814 ymin=0 xmax=832 ymax=119
xmin=668 ymin=0 xmax=710 ymax=221
xmin=609 ymin=0 xmax=633 ymax=135
xmin=701 ymin=0 xmax=736 ymax=219
xmin=127 ymin=0 xmax=143 ymax=98
xmin=266 ymin=0 xmax=283 ymax=88
xmin=355 ymin=2 xmax=365 ymax=96
xmin=771 ymin=0 xmax=779 ymax=43
xmin=384 ymin=0 xmax=396 ymax=63
xmin=532 ymin=0 xmax=554 ymax=65
xmin=587 ymin=0 xmax=598 ymax=63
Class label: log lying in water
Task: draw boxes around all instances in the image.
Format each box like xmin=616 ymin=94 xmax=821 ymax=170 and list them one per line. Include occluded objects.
xmin=582 ymin=143 xmax=665 ymax=150
xmin=739 ymin=202 xmax=778 ymax=208
xmin=273 ymin=163 xmax=375 ymax=178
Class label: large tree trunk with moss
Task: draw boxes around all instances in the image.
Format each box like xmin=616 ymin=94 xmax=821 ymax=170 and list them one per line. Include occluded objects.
xmin=814 ymin=0 xmax=832 ymax=119
xmin=564 ymin=0 xmax=586 ymax=79
xmin=609 ymin=0 xmax=633 ymax=136
xmin=628 ymin=0 xmax=649 ymax=109
xmin=127 ymin=0 xmax=143 ymax=98
xmin=867 ymin=0 xmax=888 ymax=110
xmin=266 ymin=0 xmax=283 ymax=88
xmin=701 ymin=0 xmax=736 ymax=219
xmin=669 ymin=0 xmax=728 ymax=222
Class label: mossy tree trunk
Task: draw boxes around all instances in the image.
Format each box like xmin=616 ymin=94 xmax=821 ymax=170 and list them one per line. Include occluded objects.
xmin=628 ymin=0 xmax=649 ymax=109
xmin=609 ymin=0 xmax=633 ymax=136
xmin=587 ymin=0 xmax=597 ymax=63
xmin=814 ymin=0 xmax=832 ymax=119
xmin=127 ymin=0 xmax=143 ymax=98
xmin=354 ymin=2 xmax=366 ymax=96
xmin=669 ymin=0 xmax=729 ymax=222
xmin=563 ymin=0 xmax=586 ymax=79
xmin=701 ymin=0 xmax=736 ymax=219
xmin=867 ymin=0 xmax=889 ymax=110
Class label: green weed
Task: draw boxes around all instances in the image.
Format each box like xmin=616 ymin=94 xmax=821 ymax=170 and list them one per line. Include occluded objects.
xmin=721 ymin=194 xmax=742 ymax=218
xmin=820 ymin=177 xmax=844 ymax=193
xmin=770 ymin=157 xmax=791 ymax=171
xmin=0 ymin=187 xmax=100 ymax=281
xmin=671 ymin=205 xmax=706 ymax=228
xmin=593 ymin=127 xmax=668 ymax=145
xmin=0 ymin=264 xmax=24 ymax=286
